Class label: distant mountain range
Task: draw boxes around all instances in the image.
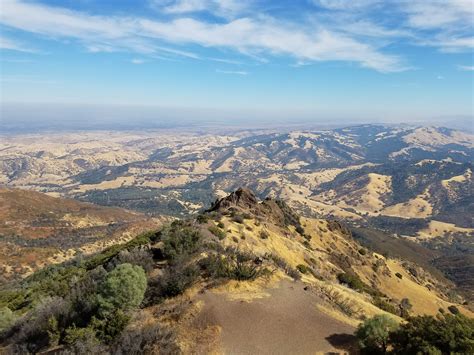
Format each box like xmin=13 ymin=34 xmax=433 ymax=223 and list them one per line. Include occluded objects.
xmin=1 ymin=124 xmax=473 ymax=296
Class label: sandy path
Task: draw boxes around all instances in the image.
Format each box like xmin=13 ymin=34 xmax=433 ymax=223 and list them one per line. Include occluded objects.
xmin=197 ymin=280 xmax=356 ymax=354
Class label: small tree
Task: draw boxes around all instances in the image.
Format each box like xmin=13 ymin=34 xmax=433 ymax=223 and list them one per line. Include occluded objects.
xmin=97 ymin=263 xmax=147 ymax=315
xmin=0 ymin=307 xmax=15 ymax=332
xmin=399 ymin=298 xmax=412 ymax=318
xmin=356 ymin=314 xmax=399 ymax=354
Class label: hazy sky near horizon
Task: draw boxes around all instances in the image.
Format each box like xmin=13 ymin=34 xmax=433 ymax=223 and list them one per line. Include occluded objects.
xmin=0 ymin=0 xmax=473 ymax=123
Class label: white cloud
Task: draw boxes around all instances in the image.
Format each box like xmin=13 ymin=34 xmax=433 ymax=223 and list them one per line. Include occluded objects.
xmin=313 ymin=0 xmax=381 ymax=11
xmin=0 ymin=35 xmax=36 ymax=52
xmin=404 ymin=0 xmax=473 ymax=30
xmin=216 ymin=69 xmax=248 ymax=75
xmin=458 ymin=65 xmax=474 ymax=71
xmin=151 ymin=0 xmax=249 ymax=18
xmin=314 ymin=0 xmax=474 ymax=53
xmin=0 ymin=0 xmax=406 ymax=72
xmin=131 ymin=58 xmax=146 ymax=64
xmin=401 ymin=0 xmax=473 ymax=52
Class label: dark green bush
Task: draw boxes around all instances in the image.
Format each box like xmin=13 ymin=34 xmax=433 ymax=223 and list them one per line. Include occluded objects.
xmin=91 ymin=309 xmax=131 ymax=343
xmin=395 ymin=272 xmax=403 ymax=279
xmin=208 ymin=225 xmax=226 ymax=240
xmin=158 ymin=265 xmax=199 ymax=298
xmin=200 ymin=250 xmax=262 ymax=281
xmin=373 ymin=297 xmax=398 ymax=315
xmin=390 ymin=313 xmax=474 ymax=354
xmin=337 ymin=272 xmax=382 ymax=297
xmin=296 ymin=264 xmax=309 ymax=274
xmin=447 ymin=305 xmax=460 ymax=315
xmin=161 ymin=225 xmax=202 ymax=260
xmin=295 ymin=225 xmax=305 ymax=235
xmin=196 ymin=214 xmax=209 ymax=224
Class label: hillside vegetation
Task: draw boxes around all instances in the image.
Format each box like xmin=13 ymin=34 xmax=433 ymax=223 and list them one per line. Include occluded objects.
xmin=0 ymin=188 xmax=471 ymax=354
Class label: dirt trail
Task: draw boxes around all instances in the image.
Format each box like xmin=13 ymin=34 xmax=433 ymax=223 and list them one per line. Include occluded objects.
xmin=197 ymin=280 xmax=356 ymax=354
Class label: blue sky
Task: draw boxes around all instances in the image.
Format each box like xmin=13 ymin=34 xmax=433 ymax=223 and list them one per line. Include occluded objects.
xmin=0 ymin=0 xmax=473 ymax=123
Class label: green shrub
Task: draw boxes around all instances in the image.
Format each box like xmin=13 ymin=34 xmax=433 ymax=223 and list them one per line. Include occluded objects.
xmin=217 ymin=222 xmax=225 ymax=229
xmin=358 ymin=248 xmax=367 ymax=255
xmin=295 ymin=225 xmax=305 ymax=235
xmin=91 ymin=309 xmax=131 ymax=343
xmin=399 ymin=298 xmax=412 ymax=319
xmin=97 ymin=263 xmax=147 ymax=315
xmin=356 ymin=314 xmax=399 ymax=354
xmin=47 ymin=316 xmax=60 ymax=346
xmin=199 ymin=255 xmax=231 ymax=278
xmin=296 ymin=264 xmax=309 ymax=274
xmin=208 ymin=225 xmax=226 ymax=240
xmin=159 ymin=265 xmax=199 ymax=298
xmin=0 ymin=307 xmax=15 ymax=332
xmin=373 ymin=297 xmax=398 ymax=315
xmin=395 ymin=272 xmax=403 ymax=279
xmin=161 ymin=225 xmax=202 ymax=260
xmin=196 ymin=214 xmax=209 ymax=224
xmin=337 ymin=272 xmax=382 ymax=297
xmin=200 ymin=250 xmax=261 ymax=281
xmin=231 ymin=258 xmax=260 ymax=280
xmin=447 ymin=305 xmax=460 ymax=315
xmin=64 ymin=324 xmax=101 ymax=353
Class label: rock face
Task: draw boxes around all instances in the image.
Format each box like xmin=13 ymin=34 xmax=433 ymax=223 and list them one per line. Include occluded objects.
xmin=208 ymin=187 xmax=306 ymax=233
xmin=208 ymin=187 xmax=259 ymax=212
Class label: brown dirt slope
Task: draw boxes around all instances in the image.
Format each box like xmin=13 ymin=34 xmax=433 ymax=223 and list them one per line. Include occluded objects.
xmin=0 ymin=188 xmax=163 ymax=282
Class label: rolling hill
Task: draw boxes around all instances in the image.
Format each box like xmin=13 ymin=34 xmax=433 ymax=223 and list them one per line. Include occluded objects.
xmin=1 ymin=124 xmax=473 ymax=300
xmin=0 ymin=188 xmax=164 ymax=282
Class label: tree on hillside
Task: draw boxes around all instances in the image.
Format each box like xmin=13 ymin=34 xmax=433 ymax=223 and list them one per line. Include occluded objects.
xmin=391 ymin=313 xmax=474 ymax=354
xmin=399 ymin=298 xmax=412 ymax=318
xmin=0 ymin=307 xmax=15 ymax=332
xmin=356 ymin=314 xmax=399 ymax=354
xmin=97 ymin=263 xmax=147 ymax=315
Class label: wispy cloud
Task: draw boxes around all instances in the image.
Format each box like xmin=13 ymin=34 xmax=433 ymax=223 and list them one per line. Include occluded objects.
xmin=0 ymin=0 xmax=407 ymax=72
xmin=216 ymin=69 xmax=248 ymax=75
xmin=314 ymin=0 xmax=473 ymax=53
xmin=150 ymin=0 xmax=250 ymax=19
xmin=131 ymin=58 xmax=146 ymax=64
xmin=0 ymin=35 xmax=37 ymax=53
xmin=458 ymin=65 xmax=474 ymax=71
